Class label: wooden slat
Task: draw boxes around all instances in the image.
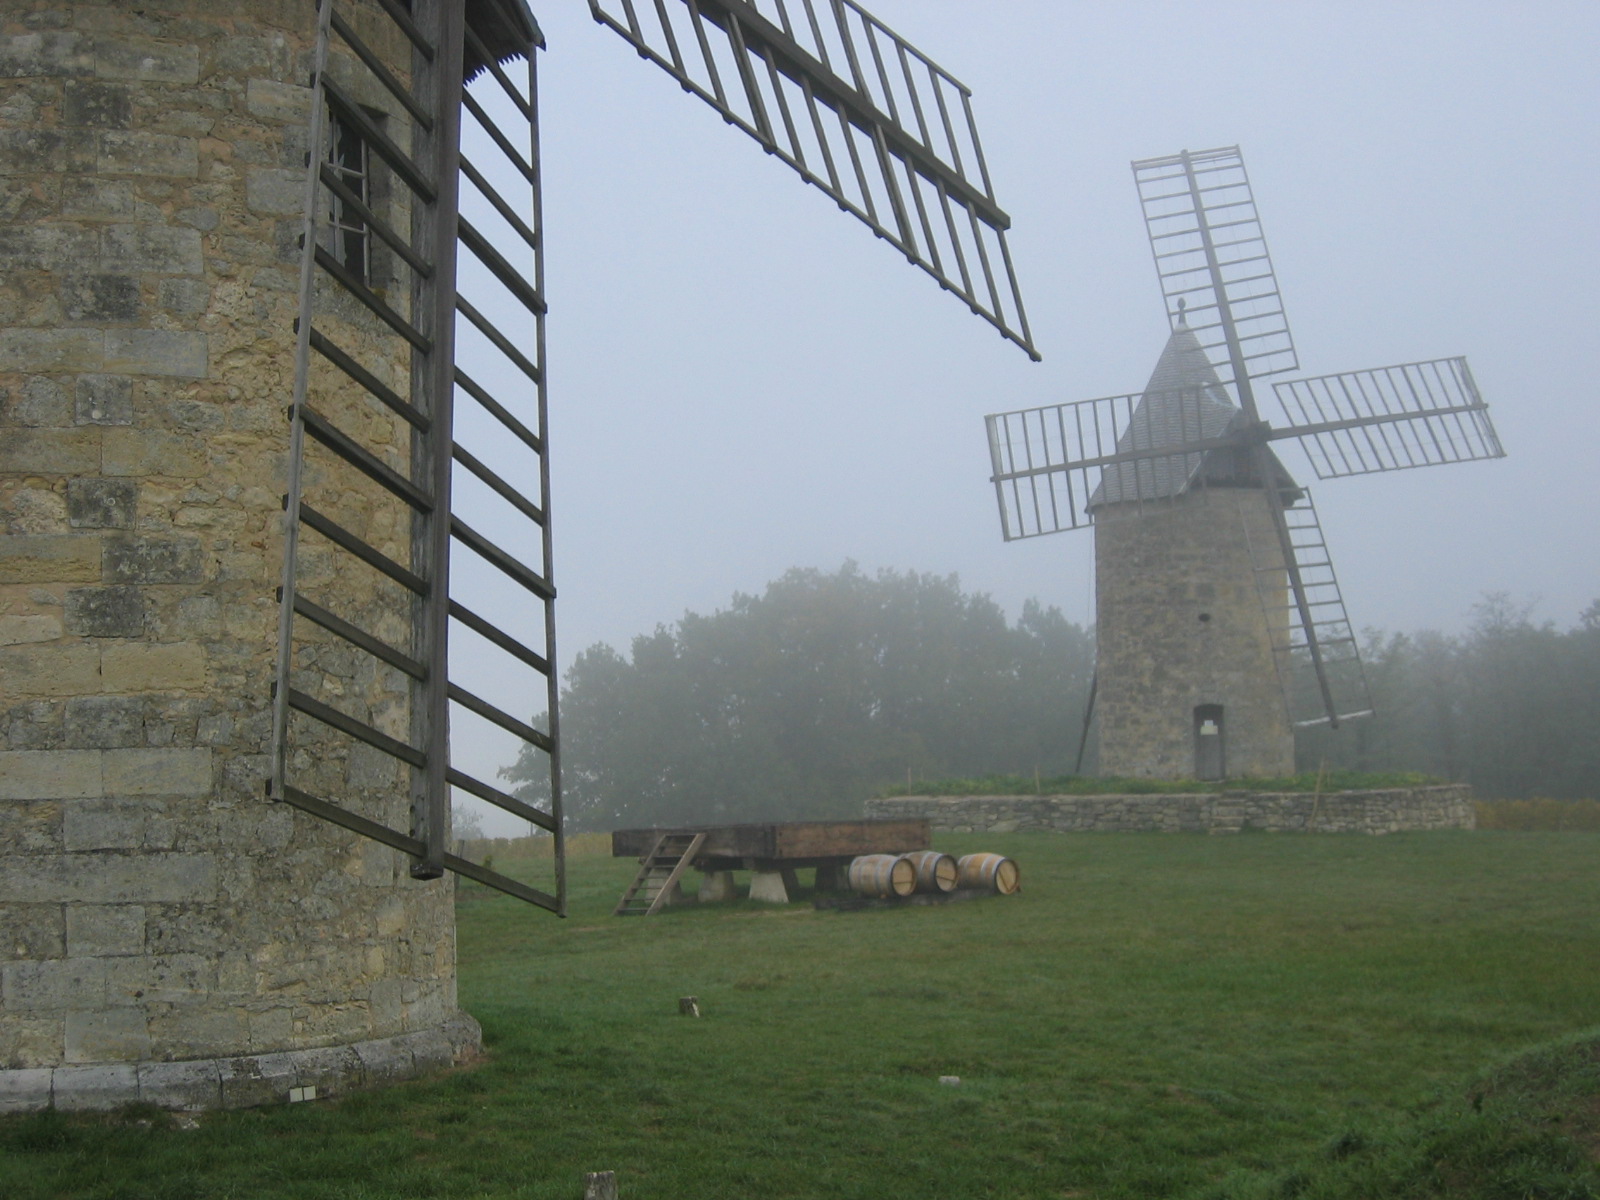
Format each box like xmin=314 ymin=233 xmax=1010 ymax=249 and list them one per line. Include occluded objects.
xmin=278 ymin=783 xmax=426 ymax=857
xmin=446 ymin=766 xmax=557 ymax=833
xmin=309 ymin=329 xmax=429 ymax=431
xmin=454 ymin=367 xmax=541 ymax=454
xmin=446 ymin=682 xmax=553 ymax=752
xmin=450 ymin=515 xmax=552 ymax=599
xmin=313 ymin=245 xmax=432 ymax=351
xmin=321 ymin=77 xmax=437 ymax=202
xmin=275 ymin=788 xmax=559 ymax=913
xmin=286 ymin=688 xmax=426 ymax=768
xmin=302 ymin=406 xmax=434 ymax=512
xmin=448 ymin=599 xmax=550 ymax=674
xmin=292 ymin=592 xmax=425 ymax=680
xmin=299 ymin=502 xmax=428 ymax=595
xmin=443 ymin=851 xmax=560 ymax=912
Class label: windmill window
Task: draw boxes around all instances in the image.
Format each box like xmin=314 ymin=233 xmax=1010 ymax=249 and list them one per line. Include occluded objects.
xmin=326 ymin=109 xmax=372 ymax=283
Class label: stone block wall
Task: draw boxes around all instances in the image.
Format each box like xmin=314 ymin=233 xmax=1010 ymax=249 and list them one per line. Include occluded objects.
xmin=1095 ymin=487 xmax=1296 ymax=779
xmin=867 ymin=786 xmax=1477 ymax=835
xmin=0 ymin=1 xmax=472 ymax=1108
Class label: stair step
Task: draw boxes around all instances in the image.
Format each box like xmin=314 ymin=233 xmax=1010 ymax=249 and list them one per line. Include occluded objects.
xmin=612 ymin=831 xmax=707 ymax=917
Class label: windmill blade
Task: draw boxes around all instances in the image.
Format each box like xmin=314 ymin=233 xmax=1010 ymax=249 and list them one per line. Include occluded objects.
xmin=589 ymin=0 xmax=1038 ymax=359
xmin=1243 ymin=486 xmax=1373 ymax=728
xmin=986 ymin=385 xmax=1255 ymax=540
xmin=1272 ymin=357 xmax=1504 ymax=479
xmin=1132 ymin=147 xmax=1298 ymax=391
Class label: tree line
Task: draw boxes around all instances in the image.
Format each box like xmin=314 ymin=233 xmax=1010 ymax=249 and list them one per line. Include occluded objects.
xmin=1297 ymin=594 xmax=1600 ymax=799
xmin=504 ymin=564 xmax=1093 ymax=830
xmin=503 ymin=568 xmax=1598 ymax=830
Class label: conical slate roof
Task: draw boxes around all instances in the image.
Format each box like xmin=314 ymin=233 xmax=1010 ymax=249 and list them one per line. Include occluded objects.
xmin=1088 ymin=323 xmax=1299 ymax=509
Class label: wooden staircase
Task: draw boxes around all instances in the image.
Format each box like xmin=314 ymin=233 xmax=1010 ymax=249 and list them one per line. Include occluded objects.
xmin=613 ymin=832 xmax=705 ymax=916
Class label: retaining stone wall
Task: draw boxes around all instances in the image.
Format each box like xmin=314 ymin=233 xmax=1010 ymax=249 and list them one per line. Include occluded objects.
xmin=867 ymin=786 xmax=1476 ymax=835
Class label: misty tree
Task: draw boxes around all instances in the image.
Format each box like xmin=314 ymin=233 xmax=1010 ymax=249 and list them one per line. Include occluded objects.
xmin=506 ymin=569 xmax=1596 ymax=827
xmin=451 ymin=802 xmax=484 ymax=842
xmin=502 ymin=564 xmax=1094 ymax=830
xmin=1297 ymin=594 xmax=1600 ymax=798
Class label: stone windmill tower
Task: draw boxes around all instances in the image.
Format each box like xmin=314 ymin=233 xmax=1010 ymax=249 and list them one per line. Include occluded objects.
xmin=0 ymin=0 xmax=1035 ymax=1110
xmin=985 ymin=147 xmax=1504 ymax=781
xmin=1084 ymin=313 xmax=1306 ymax=778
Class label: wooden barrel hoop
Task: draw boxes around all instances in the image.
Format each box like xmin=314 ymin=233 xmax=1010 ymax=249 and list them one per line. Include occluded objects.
xmin=957 ymin=852 xmax=1020 ymax=895
xmin=900 ymin=850 xmax=959 ymax=894
xmin=847 ymin=854 xmax=916 ymax=898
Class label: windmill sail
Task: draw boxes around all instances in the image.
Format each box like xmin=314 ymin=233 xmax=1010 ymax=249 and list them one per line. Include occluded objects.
xmin=271 ymin=0 xmax=564 ymax=912
xmin=1244 ymin=491 xmax=1373 ymax=727
xmin=988 ymin=386 xmax=1253 ymax=540
xmin=986 ymin=323 xmax=1295 ymax=540
xmin=590 ymin=0 xmax=1037 ymax=359
xmin=1132 ymin=146 xmax=1297 ymax=390
xmin=1274 ymin=357 xmax=1503 ymax=478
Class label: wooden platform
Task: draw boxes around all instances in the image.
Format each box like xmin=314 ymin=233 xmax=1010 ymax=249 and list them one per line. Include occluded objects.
xmin=611 ymin=818 xmax=929 ymax=872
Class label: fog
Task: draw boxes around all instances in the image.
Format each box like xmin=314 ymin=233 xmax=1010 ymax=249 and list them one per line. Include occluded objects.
xmin=454 ymin=1 xmax=1599 ymax=829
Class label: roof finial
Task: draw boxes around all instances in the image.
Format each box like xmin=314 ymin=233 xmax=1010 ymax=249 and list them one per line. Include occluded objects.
xmin=1176 ymin=297 xmax=1188 ymax=327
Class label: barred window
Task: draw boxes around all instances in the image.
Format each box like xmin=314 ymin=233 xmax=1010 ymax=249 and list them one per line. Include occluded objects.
xmin=327 ymin=111 xmax=370 ymax=282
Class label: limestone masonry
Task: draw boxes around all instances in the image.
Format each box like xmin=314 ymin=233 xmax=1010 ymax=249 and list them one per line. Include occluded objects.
xmin=0 ymin=1 xmax=476 ymax=1112
xmin=1095 ymin=488 xmax=1296 ymax=779
xmin=867 ymin=786 xmax=1476 ymax=836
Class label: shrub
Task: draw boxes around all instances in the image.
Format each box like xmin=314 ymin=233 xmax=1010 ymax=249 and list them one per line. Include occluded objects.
xmin=1476 ymin=797 xmax=1600 ymax=831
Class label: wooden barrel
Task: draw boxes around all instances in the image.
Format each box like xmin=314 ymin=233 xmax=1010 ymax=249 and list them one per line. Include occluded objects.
xmin=848 ymin=854 xmax=916 ymax=898
xmin=957 ymin=853 xmax=1020 ymax=895
xmin=900 ymin=850 xmax=959 ymax=894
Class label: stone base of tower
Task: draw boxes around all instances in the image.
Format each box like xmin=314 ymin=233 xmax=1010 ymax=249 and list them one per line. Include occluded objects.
xmin=1094 ymin=489 xmax=1297 ymax=780
xmin=0 ymin=1010 xmax=480 ymax=1113
xmin=0 ymin=0 xmax=478 ymax=1116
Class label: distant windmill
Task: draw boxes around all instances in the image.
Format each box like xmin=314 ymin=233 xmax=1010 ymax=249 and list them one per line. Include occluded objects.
xmin=985 ymin=147 xmax=1504 ymax=780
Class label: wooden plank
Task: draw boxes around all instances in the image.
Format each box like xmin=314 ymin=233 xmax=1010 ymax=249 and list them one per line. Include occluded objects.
xmin=612 ymin=825 xmax=765 ymax=859
xmin=611 ymin=819 xmax=930 ymax=861
xmin=773 ymin=819 xmax=929 ymax=858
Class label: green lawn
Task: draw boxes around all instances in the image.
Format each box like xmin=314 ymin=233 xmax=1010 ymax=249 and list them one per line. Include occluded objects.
xmin=4 ymin=831 xmax=1598 ymax=1199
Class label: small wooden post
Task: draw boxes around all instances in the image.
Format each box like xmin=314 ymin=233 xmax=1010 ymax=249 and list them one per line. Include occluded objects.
xmin=584 ymin=1171 xmax=618 ymax=1200
xmin=1308 ymin=757 xmax=1327 ymax=832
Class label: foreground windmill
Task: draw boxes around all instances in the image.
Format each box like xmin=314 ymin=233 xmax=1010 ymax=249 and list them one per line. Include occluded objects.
xmin=986 ymin=147 xmax=1503 ymax=780
xmin=0 ymin=0 xmax=1032 ymax=1110
xmin=268 ymin=0 xmax=1035 ymax=905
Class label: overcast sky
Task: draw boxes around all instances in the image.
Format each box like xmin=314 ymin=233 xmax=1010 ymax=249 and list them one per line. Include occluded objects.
xmin=451 ymin=1 xmax=1599 ymax=822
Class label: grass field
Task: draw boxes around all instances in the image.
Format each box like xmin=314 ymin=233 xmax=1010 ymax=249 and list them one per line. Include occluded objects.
xmin=4 ymin=831 xmax=1598 ymax=1199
